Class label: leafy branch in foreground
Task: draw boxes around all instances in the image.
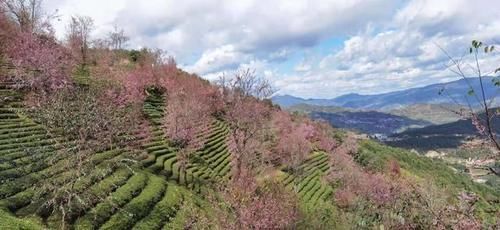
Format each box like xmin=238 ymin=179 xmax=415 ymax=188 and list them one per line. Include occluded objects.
xmin=438 ymin=40 xmax=500 ymax=154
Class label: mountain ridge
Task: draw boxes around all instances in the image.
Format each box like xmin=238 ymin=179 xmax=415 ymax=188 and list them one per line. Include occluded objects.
xmin=273 ymin=77 xmax=499 ymax=110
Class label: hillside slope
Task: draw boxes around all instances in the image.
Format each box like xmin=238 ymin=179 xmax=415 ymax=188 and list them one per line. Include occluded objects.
xmin=1 ymin=82 xmax=499 ymax=229
xmin=0 ymin=84 xmax=208 ymax=229
xmin=0 ymin=77 xmax=339 ymax=228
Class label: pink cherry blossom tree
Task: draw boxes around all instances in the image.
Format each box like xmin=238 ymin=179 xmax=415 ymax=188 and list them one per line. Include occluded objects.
xmin=4 ymin=30 xmax=74 ymax=92
xmin=271 ymin=111 xmax=314 ymax=169
xmin=161 ymin=69 xmax=223 ymax=169
xmin=28 ymin=81 xmax=142 ymax=226
xmin=225 ymin=97 xmax=273 ymax=178
xmin=310 ymin=120 xmax=339 ymax=152
xmin=218 ymin=69 xmax=275 ymax=179
xmin=220 ymin=169 xmax=299 ymax=229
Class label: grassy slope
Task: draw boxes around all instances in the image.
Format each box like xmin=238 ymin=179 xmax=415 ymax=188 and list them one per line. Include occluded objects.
xmin=0 ymin=208 xmax=43 ymax=230
xmin=357 ymin=140 xmax=499 ymax=224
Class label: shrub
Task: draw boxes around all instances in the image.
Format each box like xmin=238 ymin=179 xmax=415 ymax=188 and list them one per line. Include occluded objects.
xmin=298 ymin=201 xmax=343 ymax=229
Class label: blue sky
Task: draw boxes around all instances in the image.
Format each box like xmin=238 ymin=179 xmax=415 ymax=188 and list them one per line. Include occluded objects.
xmin=45 ymin=0 xmax=500 ymax=99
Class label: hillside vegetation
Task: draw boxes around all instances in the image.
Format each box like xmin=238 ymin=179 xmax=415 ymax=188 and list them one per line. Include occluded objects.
xmin=0 ymin=4 xmax=499 ymax=229
xmin=1 ymin=70 xmax=499 ymax=229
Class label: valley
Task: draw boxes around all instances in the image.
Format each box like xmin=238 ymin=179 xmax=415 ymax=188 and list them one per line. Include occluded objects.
xmin=273 ymin=82 xmax=500 ymax=194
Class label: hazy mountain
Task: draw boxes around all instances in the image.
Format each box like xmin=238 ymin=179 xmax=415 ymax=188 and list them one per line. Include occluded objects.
xmin=271 ymin=95 xmax=336 ymax=108
xmin=387 ymin=103 xmax=464 ymax=125
xmin=310 ymin=111 xmax=431 ymax=135
xmin=386 ymin=108 xmax=500 ymax=150
xmin=273 ymin=77 xmax=499 ymax=110
xmin=287 ymin=103 xmax=349 ymax=114
xmin=285 ymin=104 xmax=432 ymax=135
xmin=271 ymin=95 xmax=309 ymax=108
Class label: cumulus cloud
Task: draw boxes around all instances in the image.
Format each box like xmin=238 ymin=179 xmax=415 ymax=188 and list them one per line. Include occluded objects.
xmin=46 ymin=0 xmax=397 ymax=62
xmin=185 ymin=45 xmax=247 ymax=74
xmin=277 ymin=0 xmax=500 ymax=98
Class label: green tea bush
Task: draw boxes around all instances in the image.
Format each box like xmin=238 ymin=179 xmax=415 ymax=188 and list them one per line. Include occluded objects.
xmin=100 ymin=174 xmax=166 ymax=230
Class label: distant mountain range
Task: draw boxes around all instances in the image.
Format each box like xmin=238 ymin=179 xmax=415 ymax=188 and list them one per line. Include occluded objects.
xmin=274 ymin=77 xmax=499 ymax=137
xmin=273 ymin=77 xmax=499 ymax=110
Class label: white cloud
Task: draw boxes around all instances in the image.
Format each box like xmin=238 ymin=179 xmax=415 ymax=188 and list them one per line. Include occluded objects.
xmin=44 ymin=0 xmax=500 ymax=98
xmin=185 ymin=45 xmax=247 ymax=75
xmin=46 ymin=0 xmax=397 ymax=60
xmin=294 ymin=60 xmax=312 ymax=73
xmin=276 ymin=0 xmax=500 ymax=98
xmin=48 ymin=0 xmax=127 ymax=39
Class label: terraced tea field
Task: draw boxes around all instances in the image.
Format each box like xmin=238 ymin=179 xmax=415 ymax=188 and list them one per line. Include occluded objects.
xmin=141 ymin=92 xmax=233 ymax=190
xmin=0 ymin=84 xmax=206 ymax=229
xmin=0 ymin=81 xmax=334 ymax=228
xmin=279 ymin=152 xmax=333 ymax=205
xmin=0 ymin=113 xmax=187 ymax=228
